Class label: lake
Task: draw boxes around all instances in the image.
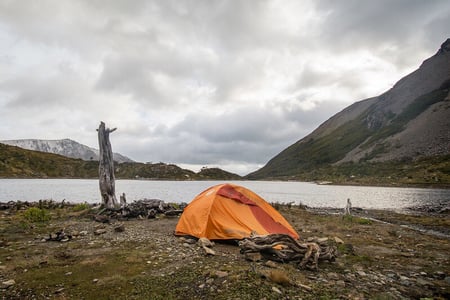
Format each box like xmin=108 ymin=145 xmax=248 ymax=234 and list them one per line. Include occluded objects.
xmin=0 ymin=179 xmax=449 ymax=211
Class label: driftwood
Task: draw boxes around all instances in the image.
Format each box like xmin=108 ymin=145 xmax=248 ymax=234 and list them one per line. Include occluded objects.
xmin=239 ymin=233 xmax=337 ymax=270
xmin=95 ymin=199 xmax=185 ymax=220
xmin=45 ymin=229 xmax=72 ymax=242
xmin=97 ymin=121 xmax=118 ymax=209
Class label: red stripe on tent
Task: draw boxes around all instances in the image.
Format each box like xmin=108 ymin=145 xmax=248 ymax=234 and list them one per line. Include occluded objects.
xmin=217 ymin=184 xmax=296 ymax=239
xmin=217 ymin=184 xmax=256 ymax=206
xmin=248 ymin=205 xmax=296 ymax=237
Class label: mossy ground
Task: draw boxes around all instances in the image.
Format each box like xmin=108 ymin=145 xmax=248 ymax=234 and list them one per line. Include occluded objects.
xmin=1 ymin=205 xmax=449 ymax=299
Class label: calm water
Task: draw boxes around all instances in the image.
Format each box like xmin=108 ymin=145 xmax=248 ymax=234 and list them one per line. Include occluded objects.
xmin=0 ymin=179 xmax=449 ymax=211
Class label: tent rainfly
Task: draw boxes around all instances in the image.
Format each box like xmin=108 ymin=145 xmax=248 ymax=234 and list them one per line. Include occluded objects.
xmin=175 ymin=183 xmax=299 ymax=240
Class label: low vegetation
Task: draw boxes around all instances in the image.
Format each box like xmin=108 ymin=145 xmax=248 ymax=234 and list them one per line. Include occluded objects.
xmin=0 ymin=202 xmax=448 ymax=299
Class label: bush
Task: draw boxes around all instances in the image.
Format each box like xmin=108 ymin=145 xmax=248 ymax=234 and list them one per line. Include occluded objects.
xmin=23 ymin=207 xmax=51 ymax=223
xmin=73 ymin=203 xmax=90 ymax=212
xmin=342 ymin=214 xmax=372 ymax=225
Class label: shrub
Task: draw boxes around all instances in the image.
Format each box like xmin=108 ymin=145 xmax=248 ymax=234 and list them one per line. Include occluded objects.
xmin=73 ymin=203 xmax=90 ymax=212
xmin=23 ymin=207 xmax=51 ymax=223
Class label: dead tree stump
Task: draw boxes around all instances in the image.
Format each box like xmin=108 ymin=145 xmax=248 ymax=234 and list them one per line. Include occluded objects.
xmin=97 ymin=121 xmax=118 ymax=209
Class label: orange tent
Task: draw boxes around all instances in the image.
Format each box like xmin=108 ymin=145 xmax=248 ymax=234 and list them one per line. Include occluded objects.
xmin=175 ymin=183 xmax=299 ymax=240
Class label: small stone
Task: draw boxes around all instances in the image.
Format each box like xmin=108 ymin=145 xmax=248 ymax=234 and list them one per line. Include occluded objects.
xmin=334 ymin=237 xmax=344 ymax=244
xmin=114 ymin=224 xmax=125 ymax=232
xmin=198 ymin=237 xmax=214 ymax=248
xmin=271 ymin=286 xmax=282 ymax=294
xmin=93 ymin=278 xmax=99 ymax=283
xmin=214 ymin=271 xmax=228 ymax=278
xmin=54 ymin=287 xmax=65 ymax=294
xmin=327 ymin=272 xmax=339 ymax=280
xmin=199 ymin=283 xmax=205 ymax=289
xmin=264 ymin=260 xmax=278 ymax=268
xmin=356 ymin=271 xmax=366 ymax=277
xmin=336 ymin=280 xmax=346 ymax=287
xmin=94 ymin=229 xmax=107 ymax=235
xmin=2 ymin=279 xmax=15 ymax=288
xmin=65 ymin=272 xmax=72 ymax=276
xmin=203 ymin=246 xmax=216 ymax=256
xmin=316 ymin=237 xmax=329 ymax=244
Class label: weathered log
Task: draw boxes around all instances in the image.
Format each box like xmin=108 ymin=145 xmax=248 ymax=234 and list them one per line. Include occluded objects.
xmin=164 ymin=209 xmax=184 ymax=216
xmin=238 ymin=233 xmax=337 ymax=270
xmin=95 ymin=199 xmax=184 ymax=220
xmin=97 ymin=121 xmax=118 ymax=209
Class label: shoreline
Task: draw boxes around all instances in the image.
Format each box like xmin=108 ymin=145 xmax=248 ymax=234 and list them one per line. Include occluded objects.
xmin=1 ymin=201 xmax=449 ymax=299
xmin=1 ymin=176 xmax=450 ymax=190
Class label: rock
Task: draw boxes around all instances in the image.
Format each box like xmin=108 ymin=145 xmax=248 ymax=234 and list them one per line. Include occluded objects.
xmin=433 ymin=271 xmax=445 ymax=279
xmin=94 ymin=215 xmax=110 ymax=223
xmin=93 ymin=279 xmax=99 ymax=283
xmin=203 ymin=246 xmax=216 ymax=256
xmin=214 ymin=271 xmax=228 ymax=278
xmin=114 ymin=224 xmax=125 ymax=232
xmin=334 ymin=236 xmax=344 ymax=244
xmin=1 ymin=279 xmax=15 ymax=288
xmin=316 ymin=237 xmax=329 ymax=244
xmin=271 ymin=286 xmax=282 ymax=294
xmin=94 ymin=229 xmax=107 ymax=235
xmin=336 ymin=280 xmax=346 ymax=287
xmin=264 ymin=260 xmax=278 ymax=268
xmin=356 ymin=271 xmax=367 ymax=277
xmin=198 ymin=237 xmax=214 ymax=248
xmin=327 ymin=272 xmax=339 ymax=280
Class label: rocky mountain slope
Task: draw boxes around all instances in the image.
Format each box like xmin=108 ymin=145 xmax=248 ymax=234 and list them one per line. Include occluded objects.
xmin=0 ymin=138 xmax=133 ymax=163
xmin=247 ymin=39 xmax=450 ymax=184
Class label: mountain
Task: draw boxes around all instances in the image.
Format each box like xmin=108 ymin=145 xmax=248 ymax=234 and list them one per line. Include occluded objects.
xmin=0 ymin=142 xmax=98 ymax=178
xmin=0 ymin=138 xmax=133 ymax=163
xmin=247 ymin=39 xmax=450 ymax=185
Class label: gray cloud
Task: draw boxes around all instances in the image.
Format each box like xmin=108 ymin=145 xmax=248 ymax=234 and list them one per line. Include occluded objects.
xmin=0 ymin=0 xmax=449 ymax=175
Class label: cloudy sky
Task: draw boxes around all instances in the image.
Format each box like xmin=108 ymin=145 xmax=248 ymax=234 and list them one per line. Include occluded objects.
xmin=0 ymin=0 xmax=449 ymax=175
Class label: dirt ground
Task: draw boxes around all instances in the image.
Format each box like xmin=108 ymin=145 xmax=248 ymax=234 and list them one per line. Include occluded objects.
xmin=0 ymin=204 xmax=449 ymax=299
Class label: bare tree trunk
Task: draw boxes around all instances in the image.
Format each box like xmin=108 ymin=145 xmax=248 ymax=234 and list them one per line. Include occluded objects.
xmin=97 ymin=121 xmax=118 ymax=208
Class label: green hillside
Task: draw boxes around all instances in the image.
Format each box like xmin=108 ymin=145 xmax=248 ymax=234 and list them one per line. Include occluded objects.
xmin=0 ymin=143 xmax=98 ymax=178
xmin=0 ymin=143 xmax=242 ymax=180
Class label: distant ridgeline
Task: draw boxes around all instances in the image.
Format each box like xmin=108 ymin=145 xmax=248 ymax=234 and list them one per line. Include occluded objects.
xmin=0 ymin=143 xmax=241 ymax=180
xmin=0 ymin=138 xmax=133 ymax=163
xmin=247 ymin=39 xmax=450 ymax=186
